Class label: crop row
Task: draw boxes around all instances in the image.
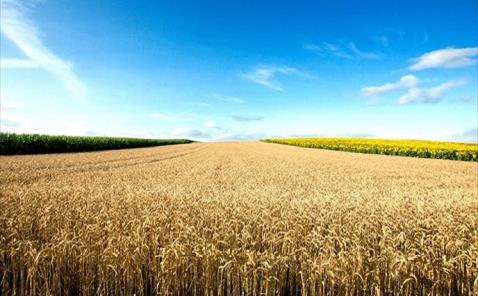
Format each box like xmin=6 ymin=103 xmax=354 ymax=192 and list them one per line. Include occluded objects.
xmin=263 ymin=137 xmax=478 ymax=161
xmin=0 ymin=132 xmax=193 ymax=155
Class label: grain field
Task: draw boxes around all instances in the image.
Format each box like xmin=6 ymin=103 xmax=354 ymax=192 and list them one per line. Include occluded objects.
xmin=1 ymin=142 xmax=477 ymax=295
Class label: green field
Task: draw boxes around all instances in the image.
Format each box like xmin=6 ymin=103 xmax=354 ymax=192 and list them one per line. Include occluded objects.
xmin=263 ymin=137 xmax=478 ymax=161
xmin=0 ymin=133 xmax=193 ymax=155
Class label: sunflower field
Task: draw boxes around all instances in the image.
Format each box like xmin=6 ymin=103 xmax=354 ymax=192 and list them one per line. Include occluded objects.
xmin=263 ymin=137 xmax=478 ymax=161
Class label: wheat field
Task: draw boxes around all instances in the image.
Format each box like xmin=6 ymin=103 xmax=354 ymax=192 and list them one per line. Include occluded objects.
xmin=1 ymin=142 xmax=477 ymax=295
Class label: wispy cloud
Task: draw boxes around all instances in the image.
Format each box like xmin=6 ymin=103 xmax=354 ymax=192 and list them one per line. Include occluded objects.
xmin=450 ymin=128 xmax=478 ymax=143
xmin=303 ymin=42 xmax=353 ymax=59
xmin=361 ymin=75 xmax=418 ymax=97
xmin=169 ymin=118 xmax=270 ymax=141
xmin=409 ymin=47 xmax=478 ymax=70
xmin=304 ymin=41 xmax=382 ymax=60
xmin=451 ymin=95 xmax=477 ymax=104
xmin=371 ymin=35 xmax=389 ymax=46
xmin=171 ymin=128 xmax=213 ymax=140
xmin=240 ymin=65 xmax=299 ymax=91
xmin=370 ymin=29 xmax=406 ymax=46
xmin=211 ymin=93 xmax=244 ymax=103
xmin=0 ymin=57 xmax=38 ymax=68
xmin=0 ymin=92 xmax=22 ymax=129
xmin=203 ymin=120 xmax=217 ymax=128
xmin=171 ymin=126 xmax=267 ymax=141
xmin=398 ymin=79 xmax=467 ymax=105
xmin=361 ymin=75 xmax=467 ymax=104
xmin=0 ymin=0 xmax=86 ymax=100
xmin=171 ymin=121 xmax=229 ymax=140
xmin=422 ymin=33 xmax=429 ymax=43
xmin=0 ymin=119 xmax=20 ymax=128
xmin=231 ymin=115 xmax=264 ymax=122
xmin=349 ymin=42 xmax=382 ymax=59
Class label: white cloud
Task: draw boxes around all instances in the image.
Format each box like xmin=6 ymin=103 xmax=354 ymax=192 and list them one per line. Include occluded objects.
xmin=171 ymin=122 xmax=226 ymax=140
xmin=0 ymin=0 xmax=86 ymax=100
xmin=0 ymin=58 xmax=38 ymax=68
xmin=240 ymin=65 xmax=299 ymax=91
xmin=451 ymin=95 xmax=477 ymax=104
xmin=170 ymin=118 xmax=267 ymax=141
xmin=409 ymin=47 xmax=478 ymax=70
xmin=231 ymin=115 xmax=264 ymax=122
xmin=0 ymin=93 xmax=22 ymax=129
xmin=361 ymin=75 xmax=419 ymax=97
xmin=203 ymin=120 xmax=216 ymax=128
xmin=171 ymin=128 xmax=211 ymax=139
xmin=1 ymin=110 xmax=101 ymax=136
xmin=304 ymin=42 xmax=353 ymax=59
xmin=349 ymin=42 xmax=382 ymax=59
xmin=450 ymin=128 xmax=477 ymax=143
xmin=371 ymin=35 xmax=389 ymax=46
xmin=304 ymin=41 xmax=382 ymax=60
xmin=170 ymin=126 xmax=267 ymax=141
xmin=398 ymin=79 xmax=467 ymax=105
xmin=361 ymin=75 xmax=467 ymax=104
xmin=211 ymin=93 xmax=244 ymax=103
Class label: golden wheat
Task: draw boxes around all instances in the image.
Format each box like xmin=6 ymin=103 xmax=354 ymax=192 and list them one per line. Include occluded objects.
xmin=1 ymin=142 xmax=477 ymax=295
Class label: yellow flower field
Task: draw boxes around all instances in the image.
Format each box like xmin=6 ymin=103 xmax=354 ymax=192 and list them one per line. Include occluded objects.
xmin=263 ymin=138 xmax=478 ymax=161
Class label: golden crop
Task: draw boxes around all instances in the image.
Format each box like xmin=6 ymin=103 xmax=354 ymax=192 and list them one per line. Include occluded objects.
xmin=263 ymin=137 xmax=478 ymax=161
xmin=1 ymin=142 xmax=477 ymax=295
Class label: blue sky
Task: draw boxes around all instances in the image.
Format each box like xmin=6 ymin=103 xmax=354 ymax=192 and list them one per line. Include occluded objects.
xmin=1 ymin=0 xmax=477 ymax=142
